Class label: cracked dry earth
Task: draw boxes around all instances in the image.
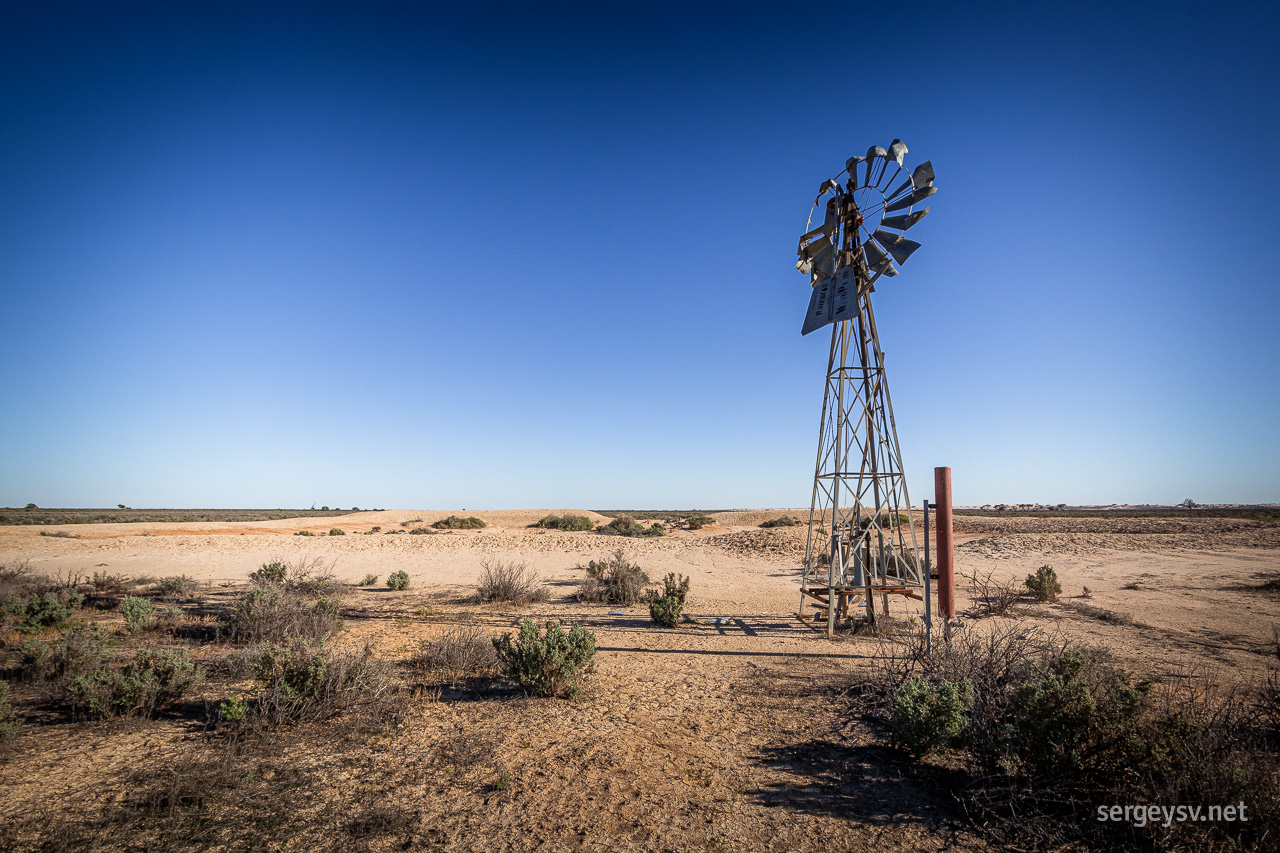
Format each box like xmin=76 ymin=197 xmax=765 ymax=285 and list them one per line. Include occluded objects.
xmin=1 ymin=509 xmax=1277 ymax=851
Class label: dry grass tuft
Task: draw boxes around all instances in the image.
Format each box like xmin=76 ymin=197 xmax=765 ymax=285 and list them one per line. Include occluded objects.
xmin=476 ymin=559 xmax=548 ymax=604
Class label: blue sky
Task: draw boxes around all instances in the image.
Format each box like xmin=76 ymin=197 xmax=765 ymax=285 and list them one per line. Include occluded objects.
xmin=1 ymin=1 xmax=1277 ymax=509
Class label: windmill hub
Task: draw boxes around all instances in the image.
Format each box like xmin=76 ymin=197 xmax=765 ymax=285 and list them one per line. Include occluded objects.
xmin=794 ymin=140 xmax=938 ymax=637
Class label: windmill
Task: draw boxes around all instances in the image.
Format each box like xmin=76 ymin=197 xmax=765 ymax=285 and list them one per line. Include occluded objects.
xmin=794 ymin=140 xmax=936 ymax=637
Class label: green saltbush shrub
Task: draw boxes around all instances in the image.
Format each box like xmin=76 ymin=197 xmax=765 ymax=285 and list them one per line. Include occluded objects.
xmin=2 ymin=586 xmax=84 ymax=632
xmin=684 ymin=514 xmax=715 ymax=530
xmin=1025 ymin=565 xmax=1062 ymax=602
xmin=250 ymin=561 xmax=289 ymax=585
xmin=646 ymin=573 xmax=691 ymax=627
xmin=759 ymin=516 xmax=801 ymax=528
xmin=386 ymin=571 xmax=410 ymax=591
xmin=248 ymin=640 xmax=394 ymax=726
xmin=493 ymin=618 xmax=596 ymax=698
xmin=17 ymin=624 xmax=113 ymax=682
xmin=891 ymin=677 xmax=972 ymax=756
xmin=328 ymin=528 xmax=345 ymax=536
xmin=119 ymin=595 xmax=154 ymax=633
xmin=67 ymin=647 xmax=204 ymax=719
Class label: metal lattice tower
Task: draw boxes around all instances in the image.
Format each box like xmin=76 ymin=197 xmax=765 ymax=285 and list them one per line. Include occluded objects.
xmin=793 ymin=141 xmax=937 ymax=636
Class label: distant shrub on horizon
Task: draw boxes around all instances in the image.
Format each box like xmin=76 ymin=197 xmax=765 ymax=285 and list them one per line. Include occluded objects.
xmin=760 ymin=516 xmax=801 ymax=528
xmin=532 ymin=514 xmax=594 ymax=532
xmin=598 ymin=516 xmax=664 ymax=538
xmin=431 ymin=516 xmax=486 ymax=530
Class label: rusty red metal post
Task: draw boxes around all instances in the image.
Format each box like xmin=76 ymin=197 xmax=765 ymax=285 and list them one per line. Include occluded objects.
xmin=934 ymin=466 xmax=956 ymax=620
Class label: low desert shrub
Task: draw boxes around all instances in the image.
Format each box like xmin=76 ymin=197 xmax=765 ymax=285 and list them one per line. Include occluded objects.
xmin=431 ymin=515 xmax=486 ymax=530
xmin=407 ymin=526 xmax=435 ymax=535
xmin=400 ymin=518 xmax=423 ymax=527
xmin=217 ymin=694 xmax=248 ymax=724
xmin=16 ymin=624 xmax=113 ymax=682
xmin=476 ymin=559 xmax=546 ymax=603
xmin=576 ymin=550 xmax=649 ymax=605
xmin=417 ymin=625 xmax=498 ymax=682
xmin=597 ymin=516 xmax=664 ymax=538
xmin=493 ymin=618 xmax=596 ymax=698
xmin=760 ymin=516 xmax=801 ymax=528
xmin=248 ymin=558 xmax=336 ymax=594
xmin=1 ymin=585 xmax=84 ymax=632
xmin=87 ymin=571 xmax=136 ymax=607
xmin=358 ymin=574 xmax=378 ymax=587
xmin=891 ymin=676 xmax=972 ymax=755
xmin=533 ymin=514 xmax=595 ymax=532
xmin=684 ymin=514 xmax=715 ymax=530
xmin=294 ymin=530 xmax=315 ymax=536
xmin=646 ymin=573 xmax=691 ymax=627
xmin=152 ymin=575 xmax=196 ymax=598
xmin=67 ymin=647 xmax=204 ymax=719
xmin=248 ymin=641 xmax=396 ymax=727
xmin=857 ymin=621 xmax=1280 ymax=851
xmin=120 ymin=595 xmax=154 ymax=633
xmin=223 ymin=583 xmax=343 ymax=645
xmin=386 ymin=570 xmax=411 ymax=591
xmin=250 ymin=561 xmax=289 ymax=585
xmin=1025 ymin=564 xmax=1062 ymax=602
xmin=328 ymin=528 xmax=345 ymax=536
xmin=0 ymin=680 xmax=19 ymax=742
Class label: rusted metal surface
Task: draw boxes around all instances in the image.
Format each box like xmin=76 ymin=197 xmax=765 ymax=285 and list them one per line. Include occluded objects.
xmin=934 ymin=466 xmax=956 ymax=620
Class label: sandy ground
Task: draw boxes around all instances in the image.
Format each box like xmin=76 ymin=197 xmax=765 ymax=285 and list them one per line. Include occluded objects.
xmin=1 ymin=509 xmax=1278 ymax=851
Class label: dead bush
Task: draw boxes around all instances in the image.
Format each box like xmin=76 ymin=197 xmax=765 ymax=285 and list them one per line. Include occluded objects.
xmin=966 ymin=569 xmax=1021 ymax=617
xmin=476 ymin=559 xmax=548 ymax=604
xmin=222 ymin=583 xmax=343 ymax=645
xmin=576 ymin=550 xmax=649 ymax=605
xmin=416 ymin=625 xmax=498 ymax=682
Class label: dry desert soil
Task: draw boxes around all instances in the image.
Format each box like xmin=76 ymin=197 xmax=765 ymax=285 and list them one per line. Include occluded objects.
xmin=1 ymin=508 xmax=1278 ymax=851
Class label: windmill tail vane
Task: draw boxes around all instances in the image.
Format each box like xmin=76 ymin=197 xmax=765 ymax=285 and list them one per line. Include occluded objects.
xmin=795 ymin=140 xmax=937 ymax=638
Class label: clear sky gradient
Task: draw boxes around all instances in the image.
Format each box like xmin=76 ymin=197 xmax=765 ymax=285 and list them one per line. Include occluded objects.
xmin=2 ymin=2 xmax=1277 ymax=509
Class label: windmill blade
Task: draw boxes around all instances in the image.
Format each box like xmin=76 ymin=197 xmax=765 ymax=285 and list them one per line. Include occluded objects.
xmin=885 ymin=185 xmax=937 ymax=213
xmin=798 ymin=234 xmax=831 ymax=261
xmin=845 ymin=155 xmax=864 ymax=187
xmin=862 ymin=239 xmax=889 ymax=269
xmin=885 ymin=176 xmax=914 ymax=205
xmin=873 ymin=258 xmax=899 ymax=276
xmin=886 ymin=238 xmax=922 ymax=265
xmin=865 ymin=145 xmax=886 ymax=188
xmin=872 ymin=229 xmax=901 ymax=251
xmin=881 ymin=208 xmax=929 ymax=231
xmin=812 ymin=244 xmax=835 ymax=278
xmin=798 ymin=223 xmax=831 ymax=245
xmin=910 ymin=160 xmax=935 ymax=188
xmin=887 ymin=139 xmax=908 ymax=167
